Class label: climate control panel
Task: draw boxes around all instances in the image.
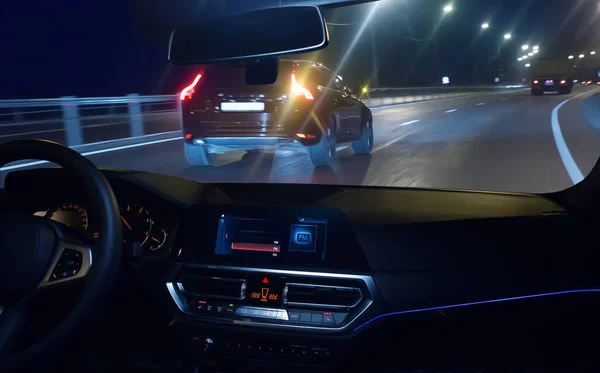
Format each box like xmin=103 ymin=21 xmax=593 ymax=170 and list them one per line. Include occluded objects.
xmin=166 ymin=265 xmax=375 ymax=332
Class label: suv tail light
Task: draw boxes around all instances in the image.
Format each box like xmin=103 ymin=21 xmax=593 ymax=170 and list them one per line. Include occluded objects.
xmin=533 ymin=80 xmax=539 ymax=84
xmin=291 ymin=72 xmax=314 ymax=100
xmin=560 ymin=80 xmax=567 ymax=84
xmin=180 ymin=74 xmax=203 ymax=101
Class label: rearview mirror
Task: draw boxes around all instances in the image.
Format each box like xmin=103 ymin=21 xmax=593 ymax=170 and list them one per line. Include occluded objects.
xmin=168 ymin=6 xmax=329 ymax=65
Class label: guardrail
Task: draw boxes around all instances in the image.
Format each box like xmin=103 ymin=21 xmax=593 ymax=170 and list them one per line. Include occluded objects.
xmin=0 ymin=85 xmax=527 ymax=148
xmin=362 ymin=85 xmax=527 ymax=107
xmin=0 ymin=94 xmax=181 ymax=146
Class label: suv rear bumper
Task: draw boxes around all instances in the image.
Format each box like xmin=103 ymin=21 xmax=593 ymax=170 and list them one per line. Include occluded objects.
xmin=189 ymin=136 xmax=309 ymax=153
xmin=181 ymin=100 xmax=322 ymax=149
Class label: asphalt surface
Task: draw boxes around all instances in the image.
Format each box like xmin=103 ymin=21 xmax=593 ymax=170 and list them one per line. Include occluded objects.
xmin=7 ymin=86 xmax=600 ymax=194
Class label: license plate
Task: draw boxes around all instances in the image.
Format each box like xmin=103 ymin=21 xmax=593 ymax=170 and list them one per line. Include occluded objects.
xmin=545 ymin=81 xmax=555 ymax=86
xmin=220 ymin=102 xmax=265 ymax=112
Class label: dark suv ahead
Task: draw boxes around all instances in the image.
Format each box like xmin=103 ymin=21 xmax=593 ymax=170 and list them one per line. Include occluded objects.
xmin=180 ymin=60 xmax=373 ymax=167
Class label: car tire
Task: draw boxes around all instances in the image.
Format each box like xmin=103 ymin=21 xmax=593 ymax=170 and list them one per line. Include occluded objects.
xmin=184 ymin=143 xmax=216 ymax=166
xmin=352 ymin=119 xmax=373 ymax=155
xmin=308 ymin=120 xmax=336 ymax=167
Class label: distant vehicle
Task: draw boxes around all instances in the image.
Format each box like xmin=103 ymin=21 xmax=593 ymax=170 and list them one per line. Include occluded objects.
xmin=180 ymin=60 xmax=373 ymax=167
xmin=530 ymin=60 xmax=574 ymax=95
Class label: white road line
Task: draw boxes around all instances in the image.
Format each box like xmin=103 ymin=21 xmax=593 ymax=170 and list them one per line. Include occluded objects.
xmin=550 ymin=90 xmax=593 ymax=184
xmin=336 ymin=145 xmax=349 ymax=152
xmin=476 ymin=102 xmax=486 ymax=106
xmin=398 ymin=120 xmax=420 ymax=126
xmin=445 ymin=109 xmax=458 ymax=113
xmin=0 ymin=136 xmax=183 ymax=172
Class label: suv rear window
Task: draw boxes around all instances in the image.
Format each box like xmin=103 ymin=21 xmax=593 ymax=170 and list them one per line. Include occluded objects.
xmin=197 ymin=64 xmax=295 ymax=91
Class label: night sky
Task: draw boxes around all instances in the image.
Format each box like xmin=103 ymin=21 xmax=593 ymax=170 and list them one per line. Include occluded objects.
xmin=2 ymin=0 xmax=599 ymax=99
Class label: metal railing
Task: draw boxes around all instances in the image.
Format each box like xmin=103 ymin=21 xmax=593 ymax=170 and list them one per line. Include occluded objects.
xmin=361 ymin=85 xmax=527 ymax=107
xmin=0 ymin=94 xmax=180 ymax=146
xmin=0 ymin=85 xmax=528 ymax=148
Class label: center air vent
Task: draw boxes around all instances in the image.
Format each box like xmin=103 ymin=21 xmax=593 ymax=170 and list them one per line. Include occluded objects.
xmin=283 ymin=283 xmax=362 ymax=310
xmin=177 ymin=276 xmax=246 ymax=300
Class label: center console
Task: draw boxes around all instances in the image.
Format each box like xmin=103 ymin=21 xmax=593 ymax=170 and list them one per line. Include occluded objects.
xmin=168 ymin=204 xmax=374 ymax=332
xmin=167 ymin=204 xmax=375 ymax=367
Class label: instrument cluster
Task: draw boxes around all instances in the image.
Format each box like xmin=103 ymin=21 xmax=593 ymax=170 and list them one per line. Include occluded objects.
xmin=36 ymin=201 xmax=167 ymax=252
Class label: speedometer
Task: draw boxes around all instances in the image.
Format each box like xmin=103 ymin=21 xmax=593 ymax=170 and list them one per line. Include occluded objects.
xmin=45 ymin=203 xmax=88 ymax=230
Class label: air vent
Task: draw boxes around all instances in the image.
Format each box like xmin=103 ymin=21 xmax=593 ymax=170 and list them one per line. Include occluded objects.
xmin=177 ymin=276 xmax=246 ymax=300
xmin=283 ymin=283 xmax=362 ymax=310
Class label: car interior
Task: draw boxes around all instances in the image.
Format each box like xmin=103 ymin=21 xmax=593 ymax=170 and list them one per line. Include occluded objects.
xmin=1 ymin=3 xmax=600 ymax=373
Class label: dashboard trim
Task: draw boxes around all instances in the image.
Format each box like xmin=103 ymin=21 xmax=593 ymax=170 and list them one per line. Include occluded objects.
xmin=352 ymin=288 xmax=600 ymax=332
xmin=167 ymin=264 xmax=376 ymax=332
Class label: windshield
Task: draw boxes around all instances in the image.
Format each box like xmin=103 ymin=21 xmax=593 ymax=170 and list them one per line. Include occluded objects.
xmin=2 ymin=0 xmax=599 ymax=193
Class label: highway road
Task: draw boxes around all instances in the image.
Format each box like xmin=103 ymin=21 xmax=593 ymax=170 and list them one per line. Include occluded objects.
xmin=5 ymin=86 xmax=600 ymax=194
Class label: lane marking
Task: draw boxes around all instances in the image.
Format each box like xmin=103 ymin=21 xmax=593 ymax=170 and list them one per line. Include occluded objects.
xmin=398 ymin=120 xmax=419 ymax=126
xmin=335 ymin=145 xmax=349 ymax=152
xmin=476 ymin=102 xmax=486 ymax=106
xmin=0 ymin=136 xmax=183 ymax=172
xmin=550 ymin=90 xmax=592 ymax=184
xmin=445 ymin=109 xmax=458 ymax=113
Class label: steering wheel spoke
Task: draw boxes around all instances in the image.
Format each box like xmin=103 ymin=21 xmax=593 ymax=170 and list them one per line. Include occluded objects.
xmin=38 ymin=240 xmax=92 ymax=288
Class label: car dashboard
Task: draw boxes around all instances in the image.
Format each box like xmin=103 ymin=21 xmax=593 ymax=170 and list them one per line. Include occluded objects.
xmin=2 ymin=168 xmax=600 ymax=372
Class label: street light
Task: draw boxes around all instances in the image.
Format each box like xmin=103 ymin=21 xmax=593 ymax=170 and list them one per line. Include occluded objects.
xmin=481 ymin=23 xmax=489 ymax=29
xmin=591 ymin=51 xmax=596 ymax=55
xmin=533 ymin=45 xmax=539 ymax=50
xmin=533 ymin=50 xmax=539 ymax=54
xmin=443 ymin=4 xmax=453 ymax=13
xmin=523 ymin=55 xmax=528 ymax=59
xmin=579 ymin=54 xmax=585 ymax=58
xmin=568 ymin=55 xmax=574 ymax=59
xmin=504 ymin=33 xmax=512 ymax=40
xmin=525 ymin=63 xmax=531 ymax=67
xmin=522 ymin=44 xmax=529 ymax=50
xmin=528 ymin=52 xmax=533 ymax=56
xmin=518 ymin=58 xmax=523 ymax=61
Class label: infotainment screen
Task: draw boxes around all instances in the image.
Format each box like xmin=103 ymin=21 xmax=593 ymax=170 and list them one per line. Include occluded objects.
xmin=214 ymin=213 xmax=327 ymax=261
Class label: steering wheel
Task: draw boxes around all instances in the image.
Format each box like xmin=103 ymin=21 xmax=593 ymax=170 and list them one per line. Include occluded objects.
xmin=0 ymin=140 xmax=122 ymax=371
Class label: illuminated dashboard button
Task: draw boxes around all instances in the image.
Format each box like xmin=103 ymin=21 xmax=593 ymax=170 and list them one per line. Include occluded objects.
xmin=323 ymin=314 xmax=335 ymax=324
xmin=277 ymin=310 xmax=289 ymax=321
xmin=310 ymin=313 xmax=323 ymax=324
xmin=300 ymin=312 xmax=311 ymax=322
xmin=288 ymin=312 xmax=300 ymax=322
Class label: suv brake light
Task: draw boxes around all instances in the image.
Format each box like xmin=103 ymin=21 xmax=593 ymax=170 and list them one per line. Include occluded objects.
xmin=180 ymin=74 xmax=203 ymax=101
xmin=291 ymin=73 xmax=314 ymax=100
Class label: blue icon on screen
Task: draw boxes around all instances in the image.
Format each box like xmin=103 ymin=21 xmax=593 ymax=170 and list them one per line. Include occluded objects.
xmin=296 ymin=232 xmax=312 ymax=244
xmin=290 ymin=224 xmax=317 ymax=252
